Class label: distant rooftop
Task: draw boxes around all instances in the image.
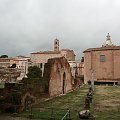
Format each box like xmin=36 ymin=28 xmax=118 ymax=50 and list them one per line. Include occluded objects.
xmin=84 ymin=33 xmax=119 ymax=53
xmin=16 ymin=55 xmax=30 ymax=58
xmin=0 ymin=58 xmax=15 ymax=60
xmin=31 ymin=49 xmax=75 ymax=54
xmin=83 ymin=46 xmax=120 ymax=53
xmin=31 ymin=51 xmax=60 ymax=54
xmin=61 ymin=49 xmax=74 ymax=52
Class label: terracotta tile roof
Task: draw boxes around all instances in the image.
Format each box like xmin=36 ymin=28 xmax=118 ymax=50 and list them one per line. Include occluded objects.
xmin=61 ymin=48 xmax=69 ymax=51
xmin=83 ymin=46 xmax=120 ymax=53
xmin=0 ymin=58 xmax=15 ymax=60
xmin=31 ymin=51 xmax=60 ymax=54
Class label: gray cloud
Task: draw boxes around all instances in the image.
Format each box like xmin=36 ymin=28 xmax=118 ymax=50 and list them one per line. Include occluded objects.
xmin=0 ymin=0 xmax=120 ymax=59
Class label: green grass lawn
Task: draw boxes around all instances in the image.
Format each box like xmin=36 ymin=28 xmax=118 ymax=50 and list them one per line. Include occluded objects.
xmin=20 ymin=85 xmax=89 ymax=119
xmin=16 ymin=85 xmax=120 ymax=120
xmin=91 ymin=85 xmax=120 ymax=120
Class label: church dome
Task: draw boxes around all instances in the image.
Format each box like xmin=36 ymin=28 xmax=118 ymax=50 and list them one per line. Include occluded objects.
xmin=102 ymin=33 xmax=114 ymax=47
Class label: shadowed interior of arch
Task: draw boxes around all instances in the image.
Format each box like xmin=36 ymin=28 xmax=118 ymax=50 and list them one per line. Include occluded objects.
xmin=63 ymin=72 xmax=66 ymax=94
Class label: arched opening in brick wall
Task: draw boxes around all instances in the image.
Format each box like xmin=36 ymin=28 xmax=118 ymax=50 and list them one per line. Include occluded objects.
xmin=63 ymin=72 xmax=66 ymax=94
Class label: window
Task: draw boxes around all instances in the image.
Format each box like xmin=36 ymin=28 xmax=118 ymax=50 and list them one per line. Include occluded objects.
xmin=40 ymin=63 xmax=42 ymax=68
xmin=100 ymin=55 xmax=106 ymax=62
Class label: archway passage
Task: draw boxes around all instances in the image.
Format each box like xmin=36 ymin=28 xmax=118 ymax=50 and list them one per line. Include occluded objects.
xmin=63 ymin=72 xmax=66 ymax=94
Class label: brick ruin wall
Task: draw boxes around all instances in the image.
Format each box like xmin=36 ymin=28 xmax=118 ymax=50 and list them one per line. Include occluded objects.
xmin=43 ymin=57 xmax=73 ymax=97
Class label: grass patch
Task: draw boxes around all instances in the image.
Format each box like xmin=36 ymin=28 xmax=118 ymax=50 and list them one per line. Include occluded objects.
xmin=1 ymin=85 xmax=120 ymax=120
xmin=91 ymin=85 xmax=120 ymax=120
xmin=19 ymin=85 xmax=90 ymax=119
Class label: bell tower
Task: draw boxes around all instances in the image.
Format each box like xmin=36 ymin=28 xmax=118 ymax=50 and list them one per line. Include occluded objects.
xmin=54 ymin=37 xmax=59 ymax=52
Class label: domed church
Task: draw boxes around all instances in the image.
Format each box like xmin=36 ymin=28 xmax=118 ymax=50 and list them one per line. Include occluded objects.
xmin=83 ymin=33 xmax=120 ymax=85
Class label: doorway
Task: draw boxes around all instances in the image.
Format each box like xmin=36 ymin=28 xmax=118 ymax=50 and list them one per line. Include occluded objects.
xmin=63 ymin=72 xmax=66 ymax=94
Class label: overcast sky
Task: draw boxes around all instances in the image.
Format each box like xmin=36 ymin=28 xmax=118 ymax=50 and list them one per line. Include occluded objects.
xmin=0 ymin=0 xmax=120 ymax=59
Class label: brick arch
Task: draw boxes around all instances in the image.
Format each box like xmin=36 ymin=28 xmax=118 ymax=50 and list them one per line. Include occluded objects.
xmin=63 ymin=72 xmax=66 ymax=94
xmin=44 ymin=57 xmax=73 ymax=97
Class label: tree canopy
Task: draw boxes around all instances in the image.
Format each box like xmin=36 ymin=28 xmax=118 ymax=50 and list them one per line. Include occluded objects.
xmin=27 ymin=66 xmax=42 ymax=78
xmin=81 ymin=57 xmax=84 ymax=62
xmin=9 ymin=63 xmax=16 ymax=68
xmin=0 ymin=55 xmax=8 ymax=58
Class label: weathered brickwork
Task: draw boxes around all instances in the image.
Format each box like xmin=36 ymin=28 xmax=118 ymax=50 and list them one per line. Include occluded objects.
xmin=60 ymin=49 xmax=75 ymax=61
xmin=43 ymin=57 xmax=73 ymax=97
xmin=84 ymin=34 xmax=120 ymax=84
xmin=31 ymin=38 xmax=75 ymax=75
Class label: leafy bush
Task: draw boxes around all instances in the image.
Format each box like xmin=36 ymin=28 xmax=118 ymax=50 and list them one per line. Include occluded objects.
xmin=27 ymin=66 xmax=42 ymax=78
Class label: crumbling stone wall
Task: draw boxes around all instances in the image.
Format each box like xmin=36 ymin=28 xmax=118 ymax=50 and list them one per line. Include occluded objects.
xmin=43 ymin=57 xmax=73 ymax=97
xmin=0 ymin=78 xmax=47 ymax=112
xmin=0 ymin=68 xmax=21 ymax=83
xmin=0 ymin=57 xmax=74 ymax=112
